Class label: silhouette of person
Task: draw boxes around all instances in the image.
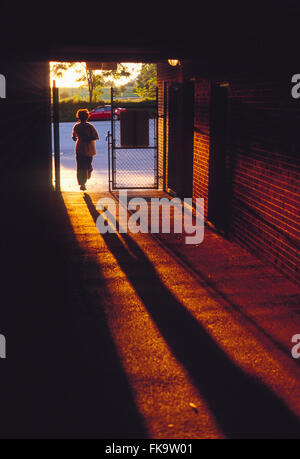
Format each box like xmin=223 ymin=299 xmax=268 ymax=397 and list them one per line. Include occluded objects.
xmin=72 ymin=109 xmax=99 ymax=190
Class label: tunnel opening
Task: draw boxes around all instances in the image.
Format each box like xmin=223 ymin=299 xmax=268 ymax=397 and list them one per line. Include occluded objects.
xmin=49 ymin=61 xmax=159 ymax=193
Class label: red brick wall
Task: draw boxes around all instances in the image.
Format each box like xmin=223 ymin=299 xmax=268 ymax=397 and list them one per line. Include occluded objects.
xmin=229 ymin=78 xmax=300 ymax=283
xmin=157 ymin=78 xmax=165 ymax=189
xmin=157 ymin=63 xmax=300 ymax=284
xmin=157 ymin=64 xmax=181 ymax=190
xmin=193 ymin=80 xmax=210 ymax=219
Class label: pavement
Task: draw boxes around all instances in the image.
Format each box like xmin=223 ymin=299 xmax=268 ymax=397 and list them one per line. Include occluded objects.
xmin=55 ymin=120 xmax=156 ymax=191
xmin=1 ymin=187 xmax=300 ymax=438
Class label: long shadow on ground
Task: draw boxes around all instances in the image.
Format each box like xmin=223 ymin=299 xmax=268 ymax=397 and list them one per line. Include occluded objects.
xmin=84 ymin=193 xmax=300 ymax=439
xmin=0 ymin=191 xmax=147 ymax=438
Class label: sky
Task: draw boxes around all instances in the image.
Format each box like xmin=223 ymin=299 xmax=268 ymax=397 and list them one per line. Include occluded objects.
xmin=50 ymin=62 xmax=142 ymax=88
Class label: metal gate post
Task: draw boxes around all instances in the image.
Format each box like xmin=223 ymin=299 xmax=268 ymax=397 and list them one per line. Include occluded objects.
xmin=106 ymin=130 xmax=111 ymax=192
xmin=110 ymin=87 xmax=116 ymax=189
xmin=52 ymin=80 xmax=60 ymax=192
xmin=154 ymin=86 xmax=159 ymax=189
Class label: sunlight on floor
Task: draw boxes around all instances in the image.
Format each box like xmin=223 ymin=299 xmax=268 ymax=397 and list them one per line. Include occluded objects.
xmin=54 ymin=161 xmax=108 ymax=192
xmin=61 ymin=191 xmax=224 ymax=438
xmin=60 ymin=191 xmax=300 ymax=438
xmin=55 ymin=162 xmax=156 ymax=191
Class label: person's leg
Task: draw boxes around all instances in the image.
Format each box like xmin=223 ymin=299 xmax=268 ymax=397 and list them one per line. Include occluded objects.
xmin=76 ymin=155 xmax=88 ymax=186
xmin=87 ymin=157 xmax=93 ymax=179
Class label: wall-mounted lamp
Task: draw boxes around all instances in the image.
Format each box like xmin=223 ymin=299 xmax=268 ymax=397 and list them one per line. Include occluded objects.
xmin=168 ymin=59 xmax=180 ymax=66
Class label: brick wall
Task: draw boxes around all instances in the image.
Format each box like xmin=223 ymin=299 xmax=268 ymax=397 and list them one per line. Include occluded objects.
xmin=193 ymin=80 xmax=210 ymax=219
xmin=229 ymin=77 xmax=300 ymax=283
xmin=157 ymin=78 xmax=165 ymax=190
xmin=157 ymin=64 xmax=181 ymax=191
xmin=157 ymin=63 xmax=300 ymax=284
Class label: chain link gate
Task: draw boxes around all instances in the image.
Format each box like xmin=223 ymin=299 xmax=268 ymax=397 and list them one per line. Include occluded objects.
xmin=107 ymin=87 xmax=158 ymax=190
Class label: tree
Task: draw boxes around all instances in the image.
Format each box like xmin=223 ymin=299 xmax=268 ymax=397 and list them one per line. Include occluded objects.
xmin=113 ymin=81 xmax=135 ymax=98
xmin=134 ymin=64 xmax=157 ymax=99
xmin=50 ymin=62 xmax=131 ymax=103
xmin=77 ymin=68 xmax=104 ymax=103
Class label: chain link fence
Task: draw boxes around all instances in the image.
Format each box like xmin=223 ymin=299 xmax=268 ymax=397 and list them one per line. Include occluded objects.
xmin=110 ymin=89 xmax=158 ymax=189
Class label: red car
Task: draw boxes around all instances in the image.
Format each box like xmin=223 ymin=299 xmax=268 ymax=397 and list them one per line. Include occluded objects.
xmin=88 ymin=105 xmax=126 ymax=120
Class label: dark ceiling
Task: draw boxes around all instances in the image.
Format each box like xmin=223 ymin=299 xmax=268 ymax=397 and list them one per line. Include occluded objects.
xmin=2 ymin=1 xmax=300 ymax=70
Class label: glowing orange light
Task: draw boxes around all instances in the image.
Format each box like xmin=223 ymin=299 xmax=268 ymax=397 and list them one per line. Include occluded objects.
xmin=168 ymin=59 xmax=180 ymax=66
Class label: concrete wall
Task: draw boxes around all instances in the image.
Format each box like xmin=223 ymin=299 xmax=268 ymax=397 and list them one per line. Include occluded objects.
xmin=0 ymin=61 xmax=52 ymax=194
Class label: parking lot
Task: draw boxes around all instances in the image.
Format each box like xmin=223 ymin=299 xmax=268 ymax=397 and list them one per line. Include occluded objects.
xmin=53 ymin=119 xmax=156 ymax=191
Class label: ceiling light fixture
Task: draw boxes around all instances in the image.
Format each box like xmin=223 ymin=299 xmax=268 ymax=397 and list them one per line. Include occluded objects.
xmin=168 ymin=59 xmax=180 ymax=66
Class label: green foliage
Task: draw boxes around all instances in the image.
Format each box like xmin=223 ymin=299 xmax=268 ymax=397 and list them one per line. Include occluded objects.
xmin=51 ymin=62 xmax=132 ymax=104
xmin=56 ymin=100 xmax=105 ymax=122
xmin=58 ymin=85 xmax=140 ymax=103
xmin=56 ymin=99 xmax=156 ymax=122
xmin=51 ymin=62 xmax=70 ymax=78
xmin=134 ymin=64 xmax=157 ymax=99
xmin=77 ymin=69 xmax=104 ymax=103
xmin=113 ymin=99 xmax=156 ymax=116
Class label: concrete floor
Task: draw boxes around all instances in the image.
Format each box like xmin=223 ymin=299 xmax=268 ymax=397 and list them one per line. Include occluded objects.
xmin=1 ymin=189 xmax=300 ymax=438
